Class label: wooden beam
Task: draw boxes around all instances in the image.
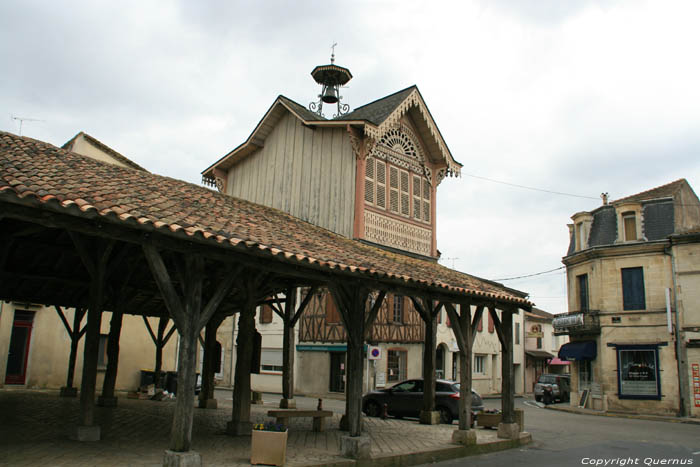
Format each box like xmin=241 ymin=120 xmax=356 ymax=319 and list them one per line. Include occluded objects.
xmin=364 ymin=291 xmax=386 ymax=339
xmin=142 ymin=315 xmax=158 ymax=345
xmin=55 ymin=305 xmax=72 ymax=335
xmin=197 ymin=264 xmax=242 ymax=332
xmin=142 ymin=243 xmax=186 ymax=330
xmin=489 ymin=306 xmax=505 ymax=346
xmin=290 ymin=286 xmax=317 ymax=327
xmin=470 ymin=306 xmax=485 ymax=343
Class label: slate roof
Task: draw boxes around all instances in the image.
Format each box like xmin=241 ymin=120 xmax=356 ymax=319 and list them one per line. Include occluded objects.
xmin=0 ymin=131 xmax=530 ymax=306
xmin=62 ymin=131 xmax=148 ymax=172
xmin=278 ymin=96 xmax=328 ymax=122
xmin=337 ymin=86 xmax=417 ymax=125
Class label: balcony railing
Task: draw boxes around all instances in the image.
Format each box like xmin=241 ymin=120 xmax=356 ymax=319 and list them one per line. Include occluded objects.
xmin=553 ymin=310 xmax=600 ymax=336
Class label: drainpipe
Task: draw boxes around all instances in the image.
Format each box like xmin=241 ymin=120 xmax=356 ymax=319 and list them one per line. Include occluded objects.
xmin=666 ymin=243 xmax=689 ymax=417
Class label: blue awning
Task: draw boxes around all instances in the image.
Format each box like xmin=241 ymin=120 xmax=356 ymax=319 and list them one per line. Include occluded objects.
xmin=558 ymin=341 xmax=597 ymax=361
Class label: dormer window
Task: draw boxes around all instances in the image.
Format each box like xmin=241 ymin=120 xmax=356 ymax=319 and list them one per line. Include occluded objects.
xmin=576 ymin=222 xmax=585 ymax=251
xmin=622 ymin=212 xmax=637 ymax=241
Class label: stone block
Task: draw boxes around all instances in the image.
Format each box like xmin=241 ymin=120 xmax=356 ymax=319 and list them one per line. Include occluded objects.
xmin=497 ymin=422 xmax=520 ymax=439
xmin=279 ymin=398 xmax=296 ymax=409
xmin=340 ymin=435 xmax=371 ymax=459
xmin=419 ymin=410 xmax=440 ymax=425
xmin=163 ymin=450 xmax=201 ymax=467
xmin=197 ymin=398 xmax=217 ymax=409
xmin=226 ymin=420 xmax=253 ymax=436
xmin=71 ymin=425 xmax=100 ymax=441
xmin=60 ymin=386 xmax=78 ymax=397
xmin=451 ymin=429 xmax=477 ymax=445
xmin=97 ymin=396 xmax=118 ymax=407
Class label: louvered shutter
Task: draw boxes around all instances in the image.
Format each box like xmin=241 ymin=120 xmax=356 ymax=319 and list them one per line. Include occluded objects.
xmin=413 ymin=175 xmax=422 ymax=219
xmin=364 ymin=158 xmax=375 ymax=204
xmin=389 ymin=166 xmax=399 ymax=213
xmin=477 ymin=315 xmax=483 ymax=332
xmin=376 ymin=161 xmax=386 ymax=209
xmin=326 ymin=292 xmax=341 ymax=323
xmin=622 ymin=267 xmax=645 ymax=310
xmin=400 ymin=170 xmax=410 ymax=216
xmin=423 ymin=179 xmax=431 ymax=222
xmin=488 ymin=312 xmax=494 ymax=333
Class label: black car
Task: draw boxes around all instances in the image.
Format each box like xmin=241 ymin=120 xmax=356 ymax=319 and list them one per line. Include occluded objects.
xmin=362 ymin=378 xmax=484 ymax=424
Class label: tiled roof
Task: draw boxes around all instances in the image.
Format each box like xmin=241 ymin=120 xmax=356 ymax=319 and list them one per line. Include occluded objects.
xmin=613 ymin=179 xmax=686 ymax=204
xmin=62 ymin=131 xmax=148 ymax=172
xmin=0 ymin=131 xmax=530 ymax=307
xmin=338 ymin=86 xmax=417 ymax=125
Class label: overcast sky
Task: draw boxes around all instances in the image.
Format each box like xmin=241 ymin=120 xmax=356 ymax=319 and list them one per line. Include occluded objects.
xmin=2 ymin=0 xmax=699 ymax=314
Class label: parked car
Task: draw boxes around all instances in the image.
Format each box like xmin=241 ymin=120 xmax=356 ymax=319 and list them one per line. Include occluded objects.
xmin=362 ymin=378 xmax=484 ymax=424
xmin=534 ymin=374 xmax=570 ymax=403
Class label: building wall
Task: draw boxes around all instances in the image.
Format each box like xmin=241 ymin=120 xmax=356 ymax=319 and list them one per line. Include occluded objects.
xmin=69 ymin=136 xmax=134 ymax=169
xmin=0 ymin=302 xmax=179 ymax=391
xmin=226 ymin=113 xmax=356 ymax=238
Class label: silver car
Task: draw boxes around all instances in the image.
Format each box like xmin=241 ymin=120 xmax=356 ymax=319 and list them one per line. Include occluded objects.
xmin=534 ymin=374 xmax=570 ymax=402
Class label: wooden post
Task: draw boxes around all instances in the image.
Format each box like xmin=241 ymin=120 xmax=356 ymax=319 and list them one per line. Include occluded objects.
xmin=56 ymin=306 xmax=86 ymax=397
xmin=410 ymin=297 xmax=443 ymax=425
xmin=490 ymin=306 xmax=519 ymax=439
xmin=228 ymin=301 xmax=255 ymax=435
xmin=199 ymin=314 xmax=224 ymax=409
xmin=143 ymin=244 xmax=238 ymax=459
xmin=70 ymin=234 xmax=115 ymax=441
xmin=98 ymin=307 xmax=124 ymax=406
xmin=444 ymin=302 xmax=473 ymax=431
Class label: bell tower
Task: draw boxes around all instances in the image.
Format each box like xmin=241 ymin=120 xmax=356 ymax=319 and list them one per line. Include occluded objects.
xmin=309 ymin=44 xmax=352 ymax=118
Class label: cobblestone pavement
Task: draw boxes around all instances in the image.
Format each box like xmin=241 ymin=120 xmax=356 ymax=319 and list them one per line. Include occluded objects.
xmin=0 ymin=390 xmax=509 ymax=466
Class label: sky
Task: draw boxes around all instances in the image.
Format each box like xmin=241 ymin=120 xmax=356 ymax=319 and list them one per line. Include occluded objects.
xmin=2 ymin=0 xmax=699 ymax=315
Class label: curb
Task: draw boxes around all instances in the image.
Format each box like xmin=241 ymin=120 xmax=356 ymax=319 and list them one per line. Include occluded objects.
xmin=546 ymin=405 xmax=700 ymax=425
xmin=299 ymin=433 xmax=532 ymax=467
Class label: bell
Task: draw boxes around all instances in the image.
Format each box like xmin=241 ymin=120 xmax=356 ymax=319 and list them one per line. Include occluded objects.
xmin=321 ymin=85 xmax=338 ymax=104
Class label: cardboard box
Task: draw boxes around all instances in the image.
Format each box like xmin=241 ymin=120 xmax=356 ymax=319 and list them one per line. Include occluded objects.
xmin=250 ymin=429 xmax=287 ymax=466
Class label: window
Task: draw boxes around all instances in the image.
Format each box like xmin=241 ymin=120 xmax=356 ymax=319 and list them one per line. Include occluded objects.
xmin=536 ymin=337 xmax=542 ymax=349
xmin=326 ymin=292 xmax=341 ymax=324
xmin=387 ymin=349 xmax=407 ymax=382
xmin=400 ymin=170 xmax=410 ymax=216
xmin=97 ymin=334 xmax=109 ymax=369
xmin=577 ymin=274 xmax=589 ymax=312
xmin=616 ymin=346 xmax=660 ymax=399
xmin=260 ymin=349 xmax=283 ymax=373
xmin=392 ymin=295 xmax=404 ymax=323
xmin=622 ymin=212 xmax=637 ymax=241
xmin=474 ymin=355 xmax=486 ymax=374
xmin=515 ymin=322 xmax=520 ymax=345
xmin=422 ymin=179 xmax=431 ymax=222
xmin=578 ymin=360 xmax=592 ymax=388
xmin=389 ymin=166 xmax=400 ymax=213
xmin=622 ymin=267 xmax=645 ymax=310
xmin=364 ymin=157 xmax=386 ymax=209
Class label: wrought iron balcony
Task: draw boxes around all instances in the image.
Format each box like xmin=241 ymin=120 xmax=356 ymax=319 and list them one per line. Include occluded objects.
xmin=553 ymin=310 xmax=600 ymax=336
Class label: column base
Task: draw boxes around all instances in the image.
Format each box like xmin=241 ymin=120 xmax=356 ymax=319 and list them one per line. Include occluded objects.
xmin=163 ymin=449 xmax=201 ymax=467
xmin=60 ymin=386 xmax=78 ymax=397
xmin=279 ymin=398 xmax=296 ymax=409
xmin=419 ymin=410 xmax=440 ymax=425
xmin=97 ymin=396 xmax=118 ymax=407
xmin=197 ymin=398 xmax=217 ymax=409
xmin=497 ymin=422 xmax=521 ymax=439
xmin=340 ymin=435 xmax=371 ymax=459
xmin=71 ymin=425 xmax=101 ymax=441
xmin=226 ymin=421 xmax=253 ymax=436
xmin=251 ymin=391 xmax=264 ymax=405
xmin=451 ymin=429 xmax=477 ymax=445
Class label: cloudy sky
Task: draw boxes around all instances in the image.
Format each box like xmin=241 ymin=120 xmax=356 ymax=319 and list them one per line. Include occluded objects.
xmin=2 ymin=0 xmax=699 ymax=314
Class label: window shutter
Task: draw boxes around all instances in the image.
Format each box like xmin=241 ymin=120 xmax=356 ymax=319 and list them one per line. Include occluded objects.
xmin=259 ymin=303 xmax=273 ymax=324
xmin=488 ymin=312 xmax=494 ymax=333
xmin=477 ymin=315 xmax=483 ymax=332
xmin=400 ymin=170 xmax=410 ymax=216
xmin=389 ymin=166 xmax=399 ymax=213
xmin=422 ymin=179 xmax=431 ymax=222
xmin=364 ymin=158 xmax=375 ymax=204
xmin=376 ymin=161 xmax=386 ymax=209
xmin=326 ymin=292 xmax=341 ymax=324
xmin=622 ymin=267 xmax=645 ymax=310
xmin=412 ymin=175 xmax=422 ymax=219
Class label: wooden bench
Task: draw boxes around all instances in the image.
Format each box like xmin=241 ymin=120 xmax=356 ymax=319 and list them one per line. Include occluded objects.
xmin=267 ymin=409 xmax=333 ymax=432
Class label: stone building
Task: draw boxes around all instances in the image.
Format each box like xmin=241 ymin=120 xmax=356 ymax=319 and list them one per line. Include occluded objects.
xmin=523 ymin=308 xmax=569 ymax=394
xmin=555 ymin=179 xmax=700 ymax=416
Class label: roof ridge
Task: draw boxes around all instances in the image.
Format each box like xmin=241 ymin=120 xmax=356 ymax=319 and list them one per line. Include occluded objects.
xmin=613 ymin=178 xmax=687 ymax=203
xmin=340 ymin=84 xmax=417 ymax=115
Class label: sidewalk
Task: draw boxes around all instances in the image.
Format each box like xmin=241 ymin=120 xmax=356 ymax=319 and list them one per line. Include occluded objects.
xmin=546 ymin=403 xmax=700 ymax=425
xmin=0 ymin=389 xmax=531 ymax=467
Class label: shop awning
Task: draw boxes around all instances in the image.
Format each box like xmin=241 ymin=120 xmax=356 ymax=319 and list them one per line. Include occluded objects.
xmin=558 ymin=341 xmax=597 ymax=361
xmin=548 ymin=357 xmax=570 ymax=365
xmin=525 ymin=350 xmax=554 ymax=359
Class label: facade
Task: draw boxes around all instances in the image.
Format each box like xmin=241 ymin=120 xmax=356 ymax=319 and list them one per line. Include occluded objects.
xmin=523 ymin=308 xmax=569 ymax=394
xmin=555 ymin=179 xmax=700 ymax=416
xmin=0 ymin=133 xmax=178 ymax=392
xmin=203 ymin=65 xmax=528 ymax=398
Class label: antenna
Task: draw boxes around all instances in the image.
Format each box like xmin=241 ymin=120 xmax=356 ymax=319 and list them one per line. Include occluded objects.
xmin=442 ymin=257 xmax=459 ymax=269
xmin=11 ymin=115 xmax=45 ymax=136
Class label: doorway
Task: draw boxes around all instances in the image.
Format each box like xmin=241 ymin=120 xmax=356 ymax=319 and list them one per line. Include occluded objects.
xmin=436 ymin=344 xmax=447 ymax=379
xmin=5 ymin=310 xmax=35 ymax=385
xmin=329 ymin=352 xmax=346 ymax=393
